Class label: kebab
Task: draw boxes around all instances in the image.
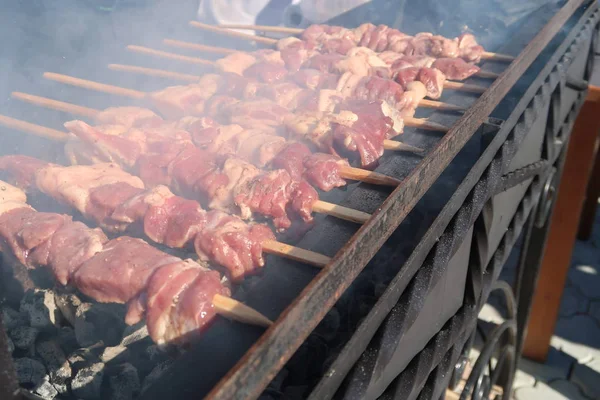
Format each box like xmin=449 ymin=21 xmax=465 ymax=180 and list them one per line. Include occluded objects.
xmin=0 ymin=114 xmax=370 ymax=232
xmin=0 ymin=155 xmax=293 ymax=282
xmin=189 ymin=21 xmax=514 ymax=63
xmin=35 ymin=74 xmax=431 ymax=168
xmin=129 ymin=43 xmax=488 ymax=100
xmin=11 ymin=95 xmax=401 ymax=191
xmin=0 ymin=180 xmax=272 ymax=345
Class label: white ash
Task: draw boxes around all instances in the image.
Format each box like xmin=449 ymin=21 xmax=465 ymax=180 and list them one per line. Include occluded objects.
xmin=20 ymin=290 xmax=61 ymax=330
xmin=71 ymin=362 xmax=104 ymax=400
xmin=54 ymin=292 xmax=82 ymax=327
xmin=36 ymin=339 xmax=72 ymax=393
xmin=34 ymin=376 xmax=59 ymax=400
xmin=107 ymin=363 xmax=141 ymax=400
xmin=14 ymin=357 xmax=47 ymax=388
xmin=10 ymin=326 xmax=39 ymax=351
xmin=100 ymin=323 xmax=153 ymax=364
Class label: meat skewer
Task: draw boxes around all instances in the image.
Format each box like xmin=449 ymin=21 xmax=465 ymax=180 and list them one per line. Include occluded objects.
xmin=0 ymin=114 xmax=370 ymax=230
xmin=127 ymin=44 xmax=488 ymax=98
xmin=106 ymin=62 xmax=462 ymax=113
xmin=0 ymin=155 xmax=330 ymax=281
xmin=37 ymin=73 xmax=432 ymax=165
xmin=161 ymin=39 xmax=500 ymax=80
xmin=12 ymin=92 xmax=406 ymax=188
xmin=42 ymin=71 xmax=453 ymax=131
xmin=188 ymin=21 xmax=515 ymax=62
xmin=0 ymin=180 xmax=272 ymax=345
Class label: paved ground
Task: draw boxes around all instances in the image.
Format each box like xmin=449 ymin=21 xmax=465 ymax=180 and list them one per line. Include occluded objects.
xmin=480 ymin=201 xmax=600 ymax=399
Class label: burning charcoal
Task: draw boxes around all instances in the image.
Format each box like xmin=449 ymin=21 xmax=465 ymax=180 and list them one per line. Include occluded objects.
xmin=14 ymin=357 xmax=46 ymax=388
xmin=100 ymin=346 xmax=130 ymax=364
xmin=57 ymin=327 xmax=79 ymax=355
xmin=71 ymin=362 xmax=105 ymax=400
xmin=10 ymin=326 xmax=39 ymax=350
xmin=140 ymin=361 xmax=173 ymax=394
xmin=7 ymin=337 xmax=15 ymax=354
xmin=34 ymin=376 xmax=59 ymax=400
xmin=54 ymin=292 xmax=82 ymax=326
xmin=121 ymin=323 xmax=149 ymax=346
xmin=74 ymin=303 xmax=125 ymax=348
xmin=36 ymin=339 xmax=72 ymax=391
xmin=101 ymin=324 xmax=151 ymax=364
xmin=20 ymin=289 xmax=61 ymax=330
xmin=107 ymin=363 xmax=141 ymax=400
xmin=2 ymin=306 xmax=27 ymax=330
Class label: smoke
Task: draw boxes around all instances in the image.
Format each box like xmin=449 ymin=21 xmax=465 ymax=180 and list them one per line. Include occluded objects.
xmin=0 ymin=0 xmax=227 ymax=160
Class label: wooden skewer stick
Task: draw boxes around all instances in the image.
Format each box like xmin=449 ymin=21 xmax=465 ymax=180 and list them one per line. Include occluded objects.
xmin=109 ymin=63 xmax=201 ymax=82
xmin=199 ymin=22 xmax=516 ymax=62
xmin=163 ymin=39 xmax=236 ymax=54
xmin=41 ymin=72 xmax=447 ymax=137
xmin=126 ymin=45 xmax=215 ymax=66
xmin=215 ymin=24 xmax=303 ymax=35
xmin=0 ymin=114 xmax=68 ymax=142
xmin=212 ymin=294 xmax=273 ymax=327
xmin=262 ymin=240 xmax=330 ymax=267
xmin=0 ymin=107 xmax=371 ymax=226
xmin=12 ymin=92 xmax=408 ymax=186
xmin=12 ymin=92 xmax=100 ymax=119
xmin=189 ymin=21 xmax=278 ymax=45
xmin=108 ymin=64 xmax=200 ymax=82
xmin=312 ymin=201 xmax=370 ymax=224
xmin=443 ymin=81 xmax=487 ymax=94
xmin=43 ymin=72 xmax=146 ymax=99
xmin=475 ymin=70 xmax=500 ymax=79
xmin=0 ymin=114 xmax=334 ymax=270
xmin=481 ymin=51 xmax=514 ymax=62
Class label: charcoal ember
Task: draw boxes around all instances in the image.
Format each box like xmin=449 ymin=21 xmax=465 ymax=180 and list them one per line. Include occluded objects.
xmin=140 ymin=361 xmax=173 ymax=394
xmin=14 ymin=357 xmax=46 ymax=388
xmin=2 ymin=306 xmax=27 ymax=330
xmin=71 ymin=362 xmax=105 ymax=400
xmin=36 ymin=339 xmax=72 ymax=392
xmin=34 ymin=376 xmax=59 ymax=400
xmin=121 ymin=323 xmax=149 ymax=346
xmin=100 ymin=323 xmax=150 ymax=364
xmin=107 ymin=363 xmax=141 ymax=400
xmin=20 ymin=289 xmax=61 ymax=330
xmin=7 ymin=337 xmax=15 ymax=354
xmin=54 ymin=292 xmax=82 ymax=326
xmin=57 ymin=326 xmax=79 ymax=355
xmin=67 ymin=345 xmax=102 ymax=372
xmin=75 ymin=303 xmax=125 ymax=347
xmin=10 ymin=326 xmax=39 ymax=350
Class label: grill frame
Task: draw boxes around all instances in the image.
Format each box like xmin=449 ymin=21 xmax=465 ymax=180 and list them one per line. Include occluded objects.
xmin=200 ymin=1 xmax=594 ymax=399
xmin=0 ymin=1 xmax=595 ymax=399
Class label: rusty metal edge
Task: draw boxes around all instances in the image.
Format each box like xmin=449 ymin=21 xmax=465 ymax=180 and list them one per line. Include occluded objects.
xmin=205 ymin=1 xmax=590 ymax=398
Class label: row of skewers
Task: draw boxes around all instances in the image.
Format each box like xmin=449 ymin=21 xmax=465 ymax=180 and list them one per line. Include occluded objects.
xmin=0 ymin=21 xmax=514 ymax=346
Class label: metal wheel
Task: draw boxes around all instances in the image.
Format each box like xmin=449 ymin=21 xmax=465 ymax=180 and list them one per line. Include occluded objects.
xmin=460 ymin=282 xmax=517 ymax=400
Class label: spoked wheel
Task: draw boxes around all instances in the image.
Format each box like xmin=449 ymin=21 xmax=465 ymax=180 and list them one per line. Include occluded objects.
xmin=460 ymin=281 xmax=517 ymax=400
